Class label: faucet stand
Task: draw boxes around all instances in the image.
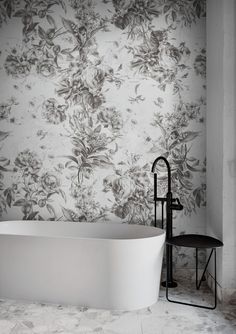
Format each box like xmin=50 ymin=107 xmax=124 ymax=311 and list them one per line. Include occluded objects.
xmin=152 ymin=156 xmax=183 ymax=288
xmin=161 ymin=191 xmax=177 ymax=288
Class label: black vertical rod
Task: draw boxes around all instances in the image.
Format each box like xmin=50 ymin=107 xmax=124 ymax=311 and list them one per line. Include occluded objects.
xmin=154 ymin=173 xmax=157 ymax=227
xmin=196 ymin=248 xmax=198 ymax=289
xmin=166 ymin=191 xmax=173 ymax=285
xmin=214 ymin=249 xmax=217 ymax=308
xmin=154 ymin=173 xmax=157 ymax=199
xmin=197 ymin=249 xmax=213 ymax=290
xmin=154 ymin=200 xmax=157 ymax=228
xmin=161 ymin=201 xmax=164 ymax=229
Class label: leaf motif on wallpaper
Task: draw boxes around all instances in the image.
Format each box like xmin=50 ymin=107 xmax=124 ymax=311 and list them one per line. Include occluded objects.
xmin=134 ymin=83 xmax=140 ymax=94
xmin=13 ymin=10 xmax=29 ymax=18
xmin=46 ymin=204 xmax=56 ymax=218
xmin=53 ymin=0 xmax=67 ymax=13
xmin=0 ymin=154 xmax=11 ymax=212
xmin=128 ymin=95 xmax=145 ymax=104
xmin=12 ymin=6 xmax=38 ymax=37
xmin=178 ymin=177 xmax=193 ymax=191
xmin=193 ymin=184 xmax=206 ymax=207
xmin=0 ymin=0 xmax=14 ymax=24
xmin=149 ymin=145 xmax=162 ymax=154
xmin=194 ymin=49 xmax=206 ymax=78
xmin=24 ymin=22 xmax=39 ymax=35
xmin=38 ymin=26 xmax=47 ymax=40
xmin=179 ymin=131 xmax=200 ymax=144
xmin=13 ymin=199 xmax=28 ymax=207
xmin=62 ymin=18 xmax=83 ymax=45
xmin=46 ymin=15 xmax=56 ymax=28
xmin=193 ymin=0 xmax=206 ymax=18
xmin=163 ymin=5 xmax=171 ymax=14
xmin=66 ymin=148 xmax=113 ymax=183
xmin=3 ymin=188 xmax=14 ymax=207
xmin=186 ymin=162 xmax=202 ymax=172
xmin=0 ymin=158 xmax=10 ymax=172
xmin=57 ymin=189 xmax=67 ymax=202
xmin=27 ymin=211 xmax=39 ymax=221
xmin=64 ymin=156 xmax=79 ymax=170
xmin=62 ymin=207 xmax=81 ymax=222
xmin=0 ymin=198 xmax=6 ymax=215
xmin=66 ymin=112 xmax=115 ymax=184
xmin=117 ymin=64 xmax=122 ymax=71
xmin=194 ymin=190 xmax=201 ymax=207
xmin=160 ymin=0 xmax=206 ymax=27
xmin=0 ymin=131 xmax=9 ymax=142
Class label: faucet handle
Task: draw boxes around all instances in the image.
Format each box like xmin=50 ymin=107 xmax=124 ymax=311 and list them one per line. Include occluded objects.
xmin=171 ymin=198 xmax=183 ymax=211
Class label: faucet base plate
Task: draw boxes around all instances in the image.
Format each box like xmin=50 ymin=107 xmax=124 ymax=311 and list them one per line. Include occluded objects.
xmin=161 ymin=281 xmax=178 ymax=288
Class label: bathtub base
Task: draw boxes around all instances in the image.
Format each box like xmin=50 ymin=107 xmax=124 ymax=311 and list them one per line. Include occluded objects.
xmin=0 ymin=221 xmax=165 ymax=310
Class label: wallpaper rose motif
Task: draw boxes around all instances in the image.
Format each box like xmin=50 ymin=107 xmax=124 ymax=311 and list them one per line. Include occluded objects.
xmin=0 ymin=0 xmax=206 ymax=267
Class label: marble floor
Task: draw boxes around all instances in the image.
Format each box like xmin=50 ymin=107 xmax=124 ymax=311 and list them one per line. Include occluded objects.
xmin=0 ymin=273 xmax=235 ymax=334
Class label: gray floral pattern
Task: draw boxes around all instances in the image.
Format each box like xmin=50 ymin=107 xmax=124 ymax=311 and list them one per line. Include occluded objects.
xmin=0 ymin=0 xmax=206 ymax=267
xmin=42 ymin=98 xmax=67 ymax=124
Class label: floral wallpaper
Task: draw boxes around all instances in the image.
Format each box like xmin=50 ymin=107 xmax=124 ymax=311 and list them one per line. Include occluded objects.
xmin=0 ymin=0 xmax=206 ymax=267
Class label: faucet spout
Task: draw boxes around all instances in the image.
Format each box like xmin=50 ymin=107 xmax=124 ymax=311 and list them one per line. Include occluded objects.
xmin=151 ymin=156 xmax=171 ymax=193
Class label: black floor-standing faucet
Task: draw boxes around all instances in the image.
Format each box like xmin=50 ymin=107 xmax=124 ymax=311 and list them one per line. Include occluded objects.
xmin=151 ymin=156 xmax=183 ymax=288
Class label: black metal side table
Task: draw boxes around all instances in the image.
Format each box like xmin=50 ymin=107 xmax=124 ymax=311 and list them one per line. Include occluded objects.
xmin=166 ymin=234 xmax=223 ymax=309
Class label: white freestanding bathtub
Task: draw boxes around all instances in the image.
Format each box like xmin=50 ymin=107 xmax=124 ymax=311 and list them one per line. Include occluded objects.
xmin=0 ymin=221 xmax=165 ymax=310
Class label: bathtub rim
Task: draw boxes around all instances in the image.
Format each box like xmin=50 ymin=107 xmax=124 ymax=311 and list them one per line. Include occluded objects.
xmin=0 ymin=220 xmax=166 ymax=242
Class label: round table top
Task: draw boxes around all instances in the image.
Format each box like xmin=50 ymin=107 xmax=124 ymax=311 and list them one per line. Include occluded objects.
xmin=166 ymin=234 xmax=223 ymax=248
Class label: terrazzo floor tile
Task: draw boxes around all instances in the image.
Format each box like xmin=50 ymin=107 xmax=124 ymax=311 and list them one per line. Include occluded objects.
xmin=0 ymin=274 xmax=235 ymax=334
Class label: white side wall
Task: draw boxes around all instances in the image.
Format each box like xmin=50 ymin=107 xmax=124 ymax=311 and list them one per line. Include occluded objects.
xmin=222 ymin=0 xmax=236 ymax=298
xmin=207 ymin=0 xmax=236 ymax=301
